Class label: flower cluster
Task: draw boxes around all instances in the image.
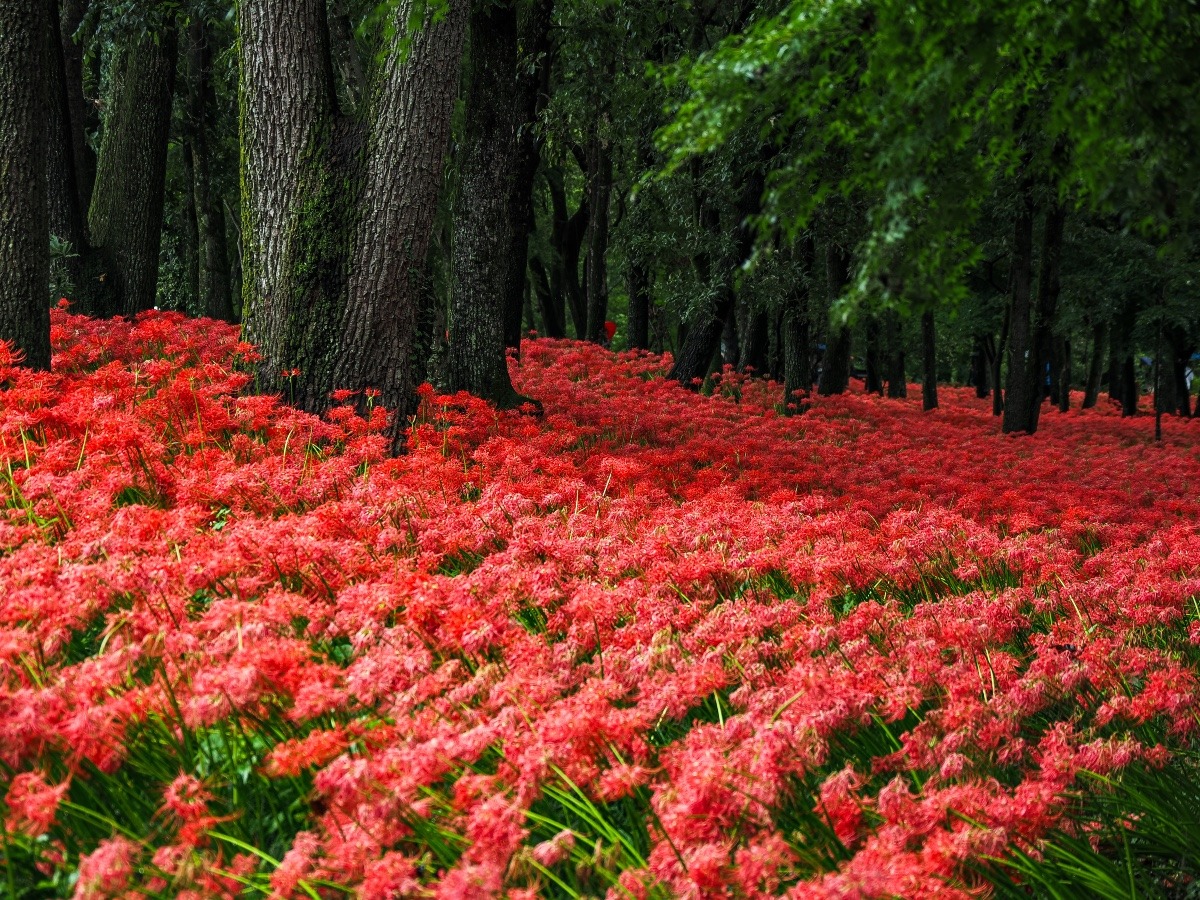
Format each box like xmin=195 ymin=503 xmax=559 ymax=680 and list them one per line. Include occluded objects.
xmin=0 ymin=311 xmax=1198 ymax=897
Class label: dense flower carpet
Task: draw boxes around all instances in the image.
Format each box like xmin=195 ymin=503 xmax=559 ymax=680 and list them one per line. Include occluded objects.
xmin=2 ymin=311 xmax=1199 ymax=899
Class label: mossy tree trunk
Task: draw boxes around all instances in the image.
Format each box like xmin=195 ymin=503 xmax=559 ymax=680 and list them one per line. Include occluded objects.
xmin=87 ymin=19 xmax=177 ymax=317
xmin=447 ymin=0 xmax=531 ymax=408
xmin=240 ymin=0 xmax=467 ymax=440
xmin=0 ymin=0 xmax=52 ymax=369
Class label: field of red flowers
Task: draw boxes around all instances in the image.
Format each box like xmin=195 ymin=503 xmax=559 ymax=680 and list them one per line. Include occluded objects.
xmin=2 ymin=310 xmax=1200 ymax=899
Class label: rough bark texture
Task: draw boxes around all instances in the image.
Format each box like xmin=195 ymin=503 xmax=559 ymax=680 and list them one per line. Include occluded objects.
xmin=447 ymin=0 xmax=529 ymax=406
xmin=185 ymin=19 xmax=234 ymax=322
xmin=1002 ymin=187 xmax=1037 ymax=433
xmin=239 ymin=0 xmax=343 ymax=409
xmin=0 ymin=0 xmax=52 ymax=369
xmin=1082 ymin=320 xmax=1106 ymax=409
xmin=502 ymin=0 xmax=553 ymax=350
xmin=921 ymin=310 xmax=938 ymax=410
xmin=241 ymin=0 xmax=467 ymax=438
xmin=88 ymin=23 xmax=178 ymax=317
xmin=817 ymin=244 xmax=852 ymax=396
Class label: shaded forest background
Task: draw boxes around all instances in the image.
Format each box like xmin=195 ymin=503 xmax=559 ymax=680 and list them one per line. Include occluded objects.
xmin=3 ymin=0 xmax=1199 ymax=441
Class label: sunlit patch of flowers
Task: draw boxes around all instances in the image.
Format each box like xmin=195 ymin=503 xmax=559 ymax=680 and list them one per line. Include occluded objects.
xmin=1 ymin=310 xmax=1199 ymax=898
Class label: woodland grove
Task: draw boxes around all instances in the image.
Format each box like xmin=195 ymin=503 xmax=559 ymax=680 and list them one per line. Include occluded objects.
xmin=2 ymin=1 xmax=1200 ymax=898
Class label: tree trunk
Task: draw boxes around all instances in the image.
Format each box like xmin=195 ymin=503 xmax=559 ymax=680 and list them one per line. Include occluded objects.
xmin=240 ymin=0 xmax=468 ymax=440
xmin=740 ymin=307 xmax=769 ymax=374
xmin=0 ymin=0 xmax=52 ymax=369
xmin=1082 ymin=320 xmax=1105 ymax=409
xmin=721 ymin=309 xmax=740 ymax=368
xmin=501 ymin=0 xmax=552 ymax=350
xmin=817 ymin=244 xmax=852 ymax=396
xmin=628 ymin=260 xmax=651 ymax=350
xmin=885 ymin=310 xmax=907 ymax=398
xmin=60 ymin=0 xmax=96 ymax=214
xmin=530 ymin=256 xmax=565 ymax=338
xmin=185 ymin=18 xmax=235 ymax=322
xmin=448 ymin=0 xmax=532 ymax=407
xmin=782 ymin=236 xmax=814 ymax=413
xmin=45 ymin=0 xmax=86 ymax=268
xmin=668 ymin=169 xmax=762 ymax=387
xmin=921 ymin=310 xmax=938 ymax=411
xmin=1121 ymin=353 xmax=1138 ymax=416
xmin=992 ymin=308 xmax=1008 ymax=415
xmin=87 ymin=22 xmax=178 ymax=317
xmin=865 ymin=314 xmax=883 ymax=394
xmin=1025 ymin=204 xmax=1066 ymax=431
xmin=1002 ymin=185 xmax=1037 ymax=433
xmin=1057 ymin=338 xmax=1071 ymax=412
xmin=584 ymin=136 xmax=612 ymax=342
xmin=180 ymin=143 xmax=200 ymax=311
xmin=546 ymin=168 xmax=587 ymax=338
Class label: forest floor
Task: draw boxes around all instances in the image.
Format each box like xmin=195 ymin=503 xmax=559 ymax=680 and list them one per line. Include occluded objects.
xmin=2 ymin=310 xmax=1200 ymax=899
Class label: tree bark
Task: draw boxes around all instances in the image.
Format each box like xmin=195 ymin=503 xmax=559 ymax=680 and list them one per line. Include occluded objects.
xmin=584 ymin=136 xmax=612 ymax=342
xmin=1082 ymin=320 xmax=1106 ymax=409
xmin=448 ymin=0 xmax=531 ymax=407
xmin=530 ymin=256 xmax=565 ymax=338
xmin=885 ymin=310 xmax=907 ymax=398
xmin=60 ymin=0 xmax=96 ymax=215
xmin=628 ymin=260 xmax=651 ymax=350
xmin=921 ymin=310 xmax=938 ymax=411
xmin=1120 ymin=353 xmax=1138 ymax=417
xmin=817 ymin=244 xmax=852 ymax=396
xmin=1002 ymin=185 xmax=1037 ymax=433
xmin=992 ymin=308 xmax=1008 ymax=415
xmin=546 ymin=167 xmax=587 ymax=338
xmin=87 ymin=21 xmax=178 ymax=317
xmin=45 ymin=0 xmax=86 ymax=263
xmin=667 ymin=170 xmax=762 ymax=387
xmin=501 ymin=0 xmax=553 ymax=350
xmin=865 ymin=314 xmax=883 ymax=394
xmin=740 ymin=307 xmax=769 ymax=374
xmin=1057 ymin=338 xmax=1071 ymax=412
xmin=782 ymin=236 xmax=814 ymax=413
xmin=185 ymin=18 xmax=235 ymax=322
xmin=1025 ymin=203 xmax=1066 ymax=431
xmin=0 ymin=0 xmax=52 ymax=369
xmin=240 ymin=0 xmax=468 ymax=440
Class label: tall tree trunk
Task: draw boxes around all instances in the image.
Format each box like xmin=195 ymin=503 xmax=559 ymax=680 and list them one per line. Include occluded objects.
xmin=865 ymin=314 xmax=883 ymax=394
xmin=241 ymin=0 xmax=468 ymax=439
xmin=782 ymin=236 xmax=814 ymax=413
xmin=885 ymin=310 xmax=907 ymax=399
xmin=721 ymin=309 xmax=740 ymax=369
xmin=0 ymin=0 xmax=52 ymax=369
xmin=970 ymin=333 xmax=990 ymax=398
xmin=87 ymin=22 xmax=178 ymax=317
xmin=1120 ymin=353 xmax=1138 ymax=417
xmin=628 ymin=260 xmax=651 ymax=350
xmin=584 ymin=136 xmax=612 ymax=342
xmin=921 ymin=310 xmax=938 ymax=411
xmin=546 ymin=168 xmax=587 ymax=338
xmin=1025 ymin=204 xmax=1066 ymax=432
xmin=327 ymin=0 xmax=366 ymax=114
xmin=185 ymin=18 xmax=234 ymax=322
xmin=992 ymin=309 xmax=1008 ymax=415
xmin=60 ymin=0 xmax=96 ymax=215
xmin=530 ymin=256 xmax=565 ymax=338
xmin=501 ymin=0 xmax=552 ymax=350
xmin=817 ymin=244 xmax=851 ymax=396
xmin=1002 ymin=185 xmax=1037 ymax=433
xmin=668 ymin=169 xmax=762 ymax=387
xmin=448 ymin=0 xmax=532 ymax=407
xmin=180 ymin=144 xmax=200 ymax=311
xmin=1057 ymin=338 xmax=1071 ymax=412
xmin=1082 ymin=320 xmax=1105 ymax=409
xmin=740 ymin=307 xmax=769 ymax=374
xmin=45 ymin=0 xmax=85 ymax=259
